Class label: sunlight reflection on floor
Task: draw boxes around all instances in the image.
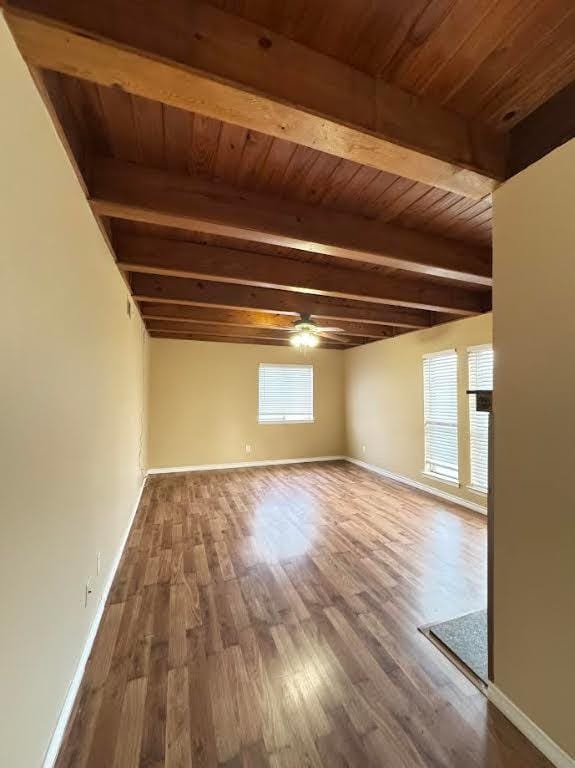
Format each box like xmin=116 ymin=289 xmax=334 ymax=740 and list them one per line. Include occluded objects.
xmin=251 ymin=487 xmax=319 ymax=562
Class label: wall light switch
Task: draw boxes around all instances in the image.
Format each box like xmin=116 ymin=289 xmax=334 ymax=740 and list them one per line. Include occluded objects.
xmin=362 ymin=445 xmax=366 ymax=454
xmin=245 ymin=444 xmax=252 ymax=454
xmin=96 ymin=552 xmax=101 ymax=576
xmin=85 ymin=580 xmax=93 ymax=608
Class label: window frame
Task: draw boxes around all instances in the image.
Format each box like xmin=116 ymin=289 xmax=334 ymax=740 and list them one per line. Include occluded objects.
xmin=257 ymin=363 xmax=314 ymax=425
xmin=422 ymin=348 xmax=460 ymax=486
xmin=467 ymin=343 xmax=493 ymax=495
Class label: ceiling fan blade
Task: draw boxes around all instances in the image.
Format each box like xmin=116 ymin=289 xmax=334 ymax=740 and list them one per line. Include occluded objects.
xmin=265 ymin=314 xmax=344 ymax=334
xmin=318 ymin=331 xmax=350 ymax=343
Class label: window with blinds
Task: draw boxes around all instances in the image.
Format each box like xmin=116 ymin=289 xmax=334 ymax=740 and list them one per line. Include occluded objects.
xmin=258 ymin=364 xmax=314 ymax=423
xmin=468 ymin=345 xmax=494 ymax=493
xmin=423 ymin=349 xmax=459 ymax=483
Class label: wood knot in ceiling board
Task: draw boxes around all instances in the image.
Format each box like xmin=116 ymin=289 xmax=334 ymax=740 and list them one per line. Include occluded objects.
xmin=194 ymin=32 xmax=204 ymax=41
xmin=502 ymin=110 xmax=518 ymax=124
xmin=258 ymin=36 xmax=273 ymax=50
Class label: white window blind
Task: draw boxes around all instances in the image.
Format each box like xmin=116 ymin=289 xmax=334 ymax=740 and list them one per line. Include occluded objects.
xmin=468 ymin=345 xmax=494 ymax=493
xmin=258 ymin=364 xmax=314 ymax=423
xmin=423 ymin=350 xmax=459 ymax=482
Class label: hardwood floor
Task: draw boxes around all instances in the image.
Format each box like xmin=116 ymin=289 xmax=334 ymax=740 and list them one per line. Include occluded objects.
xmin=56 ymin=461 xmax=550 ymax=768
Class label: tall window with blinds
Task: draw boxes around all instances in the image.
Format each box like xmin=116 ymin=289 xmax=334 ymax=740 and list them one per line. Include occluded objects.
xmin=258 ymin=364 xmax=314 ymax=423
xmin=468 ymin=345 xmax=494 ymax=492
xmin=423 ymin=350 xmax=459 ymax=483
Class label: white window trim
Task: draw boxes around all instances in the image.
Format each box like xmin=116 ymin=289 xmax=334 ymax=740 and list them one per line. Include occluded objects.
xmin=422 ymin=470 xmax=461 ymax=488
xmin=258 ymin=363 xmax=314 ymax=425
xmin=258 ymin=418 xmax=315 ymax=425
xmin=467 ymin=484 xmax=488 ymax=496
xmin=467 ymin=344 xmax=493 ymax=495
xmin=422 ymin=348 xmax=459 ymax=485
xmin=422 ymin=348 xmax=457 ymax=358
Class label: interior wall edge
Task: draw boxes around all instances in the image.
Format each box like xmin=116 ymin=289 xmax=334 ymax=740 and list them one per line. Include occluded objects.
xmin=492 ymin=137 xmax=575 ymax=759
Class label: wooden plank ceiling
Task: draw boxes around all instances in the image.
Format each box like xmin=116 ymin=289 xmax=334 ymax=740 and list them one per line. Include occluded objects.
xmin=4 ymin=0 xmax=574 ymax=348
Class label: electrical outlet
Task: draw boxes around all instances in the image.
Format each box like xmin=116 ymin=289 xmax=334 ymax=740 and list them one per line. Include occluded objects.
xmin=362 ymin=444 xmax=366 ymax=455
xmin=85 ymin=580 xmax=93 ymax=608
xmin=96 ymin=552 xmax=101 ymax=576
xmin=245 ymin=443 xmax=252 ymax=454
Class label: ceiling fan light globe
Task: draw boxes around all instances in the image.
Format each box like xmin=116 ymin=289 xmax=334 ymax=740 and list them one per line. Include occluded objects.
xmin=290 ymin=333 xmax=302 ymax=347
xmin=291 ymin=330 xmax=319 ymax=348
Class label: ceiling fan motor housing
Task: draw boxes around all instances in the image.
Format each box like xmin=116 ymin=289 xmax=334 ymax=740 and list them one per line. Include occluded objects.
xmin=293 ymin=313 xmax=318 ymax=332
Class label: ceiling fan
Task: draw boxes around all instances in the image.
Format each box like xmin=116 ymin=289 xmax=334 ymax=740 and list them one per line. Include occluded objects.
xmin=282 ymin=314 xmax=345 ymax=348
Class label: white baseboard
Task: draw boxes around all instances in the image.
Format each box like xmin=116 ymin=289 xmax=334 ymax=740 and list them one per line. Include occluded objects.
xmin=42 ymin=475 xmax=148 ymax=768
xmin=147 ymin=455 xmax=345 ymax=475
xmin=345 ymin=457 xmax=487 ymax=515
xmin=488 ymin=684 xmax=574 ymax=767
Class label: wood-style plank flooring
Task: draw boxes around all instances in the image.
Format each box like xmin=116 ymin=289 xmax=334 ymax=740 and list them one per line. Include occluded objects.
xmin=56 ymin=461 xmax=550 ymax=767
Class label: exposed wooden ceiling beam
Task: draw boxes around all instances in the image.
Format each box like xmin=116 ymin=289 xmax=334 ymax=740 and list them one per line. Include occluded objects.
xmin=145 ymin=320 xmax=366 ymax=346
xmin=4 ymin=1 xmax=505 ymax=198
xmin=131 ymin=273 xmax=487 ymax=318
xmin=90 ymin=159 xmax=491 ymax=287
xmin=147 ymin=320 xmax=288 ymax=340
xmin=133 ymin=274 xmax=453 ymax=323
xmin=138 ymin=303 xmax=403 ymax=338
xmin=148 ymin=330 xmax=348 ymax=349
xmin=117 ymin=233 xmax=486 ymax=315
xmin=509 ymin=82 xmax=575 ymax=176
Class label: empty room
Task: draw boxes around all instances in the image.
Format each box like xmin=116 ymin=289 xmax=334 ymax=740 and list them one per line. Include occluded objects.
xmin=1 ymin=1 xmax=574 ymax=767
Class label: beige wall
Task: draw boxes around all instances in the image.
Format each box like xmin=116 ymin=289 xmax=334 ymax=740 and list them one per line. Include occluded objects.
xmin=345 ymin=313 xmax=492 ymax=509
xmin=0 ymin=16 xmax=148 ymax=768
xmin=493 ymin=139 xmax=575 ymax=757
xmin=148 ymin=338 xmax=345 ymax=468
